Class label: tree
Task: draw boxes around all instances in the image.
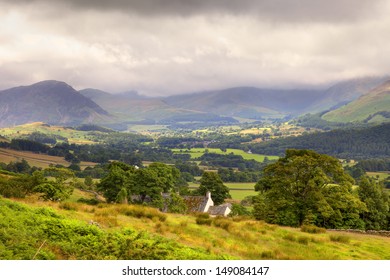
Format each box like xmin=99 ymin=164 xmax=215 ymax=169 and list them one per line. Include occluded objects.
xmin=167 ymin=191 xmax=188 ymax=214
xmin=195 ymin=172 xmax=231 ymax=205
xmin=148 ymin=162 xmax=180 ymax=192
xmin=358 ymin=176 xmax=389 ymax=230
xmin=96 ymin=162 xmax=135 ymax=203
xmin=34 ymin=167 xmax=76 ymax=201
xmin=254 ymin=149 xmax=364 ymax=228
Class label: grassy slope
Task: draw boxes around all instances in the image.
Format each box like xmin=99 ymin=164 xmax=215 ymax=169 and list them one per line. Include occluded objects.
xmin=2 ymin=195 xmax=390 ymax=260
xmin=323 ymin=87 xmax=390 ymax=123
xmin=172 ymin=148 xmax=279 ymax=162
xmin=0 ymin=122 xmax=98 ymax=144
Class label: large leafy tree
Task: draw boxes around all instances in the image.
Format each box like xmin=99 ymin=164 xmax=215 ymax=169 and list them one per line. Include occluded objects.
xmin=358 ymin=176 xmax=389 ymax=230
xmin=97 ymin=162 xmax=136 ymax=203
xmin=97 ymin=161 xmax=181 ymax=207
xmin=34 ymin=167 xmax=76 ymax=201
xmin=147 ymin=162 xmax=180 ymax=192
xmin=195 ymin=172 xmax=231 ymax=205
xmin=254 ymin=149 xmax=365 ymax=228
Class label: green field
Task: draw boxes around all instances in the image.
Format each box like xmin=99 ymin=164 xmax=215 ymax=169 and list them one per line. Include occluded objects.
xmin=0 ymin=122 xmax=99 ymax=144
xmin=366 ymin=172 xmax=390 ymax=180
xmin=172 ymin=148 xmax=278 ymax=162
xmin=188 ymin=182 xmax=256 ymax=201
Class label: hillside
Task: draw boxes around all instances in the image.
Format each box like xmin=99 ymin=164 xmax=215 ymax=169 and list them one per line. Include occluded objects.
xmin=1 ymin=196 xmax=390 ymax=260
xmin=80 ymin=88 xmax=235 ymax=124
xmin=248 ymin=123 xmax=390 ymax=159
xmin=322 ymin=79 xmax=390 ymax=123
xmin=307 ymin=76 xmax=389 ymax=113
xmin=164 ymin=87 xmax=323 ymax=119
xmin=0 ymin=81 xmax=111 ymax=128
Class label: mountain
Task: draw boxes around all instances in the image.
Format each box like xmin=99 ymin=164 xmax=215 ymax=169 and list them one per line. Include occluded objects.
xmin=322 ymin=79 xmax=390 ymax=123
xmin=162 ymin=77 xmax=389 ymax=121
xmin=164 ymin=87 xmax=324 ymax=120
xmin=0 ymin=80 xmax=110 ymax=128
xmin=79 ymin=88 xmax=228 ymax=123
xmin=307 ymin=76 xmax=389 ymax=112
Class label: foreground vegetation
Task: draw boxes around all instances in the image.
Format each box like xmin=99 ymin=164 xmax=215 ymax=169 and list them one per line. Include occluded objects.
xmin=1 ymin=196 xmax=390 ymax=260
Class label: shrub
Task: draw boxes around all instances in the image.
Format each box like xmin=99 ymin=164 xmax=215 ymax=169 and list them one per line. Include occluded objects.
xmin=301 ymin=225 xmax=326 ymax=234
xmin=283 ymin=233 xmax=296 ymax=242
xmin=261 ymin=250 xmax=276 ymax=259
xmin=118 ymin=205 xmax=167 ymax=222
xmin=330 ymin=234 xmax=350 ymax=243
xmin=77 ymin=198 xmax=100 ymax=205
xmin=213 ymin=217 xmax=233 ymax=231
xmin=59 ymin=202 xmax=78 ymax=211
xmin=195 ymin=212 xmax=212 ymax=226
xmin=297 ymin=236 xmax=310 ymax=245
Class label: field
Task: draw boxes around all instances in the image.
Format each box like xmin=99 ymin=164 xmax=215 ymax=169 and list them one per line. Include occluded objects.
xmin=0 ymin=122 xmax=98 ymax=144
xmin=366 ymin=172 xmax=390 ymax=181
xmin=0 ymin=148 xmax=96 ymax=170
xmin=188 ymin=182 xmax=256 ymax=201
xmin=225 ymin=182 xmax=256 ymax=200
xmin=172 ymin=148 xmax=279 ymax=162
xmin=2 ymin=195 xmax=390 ymax=260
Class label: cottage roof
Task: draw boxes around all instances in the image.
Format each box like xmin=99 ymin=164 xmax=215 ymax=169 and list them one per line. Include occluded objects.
xmin=183 ymin=195 xmax=209 ymax=212
xmin=208 ymin=203 xmax=232 ymax=216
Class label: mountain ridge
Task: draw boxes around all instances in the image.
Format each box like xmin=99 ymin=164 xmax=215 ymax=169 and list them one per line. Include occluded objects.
xmin=0 ymin=80 xmax=111 ymax=128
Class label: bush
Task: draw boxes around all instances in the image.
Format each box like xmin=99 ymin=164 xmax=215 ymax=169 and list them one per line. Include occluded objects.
xmin=297 ymin=236 xmax=310 ymax=245
xmin=59 ymin=202 xmax=78 ymax=211
xmin=283 ymin=233 xmax=296 ymax=242
xmin=213 ymin=217 xmax=233 ymax=231
xmin=196 ymin=213 xmax=212 ymax=226
xmin=77 ymin=198 xmax=100 ymax=205
xmin=330 ymin=234 xmax=350 ymax=243
xmin=301 ymin=225 xmax=326 ymax=234
xmin=118 ymin=205 xmax=167 ymax=222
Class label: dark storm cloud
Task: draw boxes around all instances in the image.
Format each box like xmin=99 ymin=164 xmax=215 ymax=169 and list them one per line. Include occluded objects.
xmin=4 ymin=0 xmax=385 ymax=22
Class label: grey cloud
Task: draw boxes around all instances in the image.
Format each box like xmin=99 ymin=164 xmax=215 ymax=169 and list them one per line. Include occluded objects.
xmin=3 ymin=0 xmax=386 ymax=22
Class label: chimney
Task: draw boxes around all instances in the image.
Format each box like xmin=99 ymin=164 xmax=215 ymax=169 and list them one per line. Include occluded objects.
xmin=206 ymin=191 xmax=211 ymax=199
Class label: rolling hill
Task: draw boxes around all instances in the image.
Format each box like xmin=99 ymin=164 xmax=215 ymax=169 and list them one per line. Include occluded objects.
xmin=163 ymin=87 xmax=323 ymax=119
xmin=322 ymin=79 xmax=390 ymax=123
xmin=79 ymin=88 xmax=234 ymax=124
xmin=0 ymin=80 xmax=111 ymax=128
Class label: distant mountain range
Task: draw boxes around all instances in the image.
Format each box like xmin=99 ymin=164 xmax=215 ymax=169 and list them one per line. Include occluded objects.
xmin=0 ymin=80 xmax=110 ymax=127
xmin=0 ymin=76 xmax=389 ymax=128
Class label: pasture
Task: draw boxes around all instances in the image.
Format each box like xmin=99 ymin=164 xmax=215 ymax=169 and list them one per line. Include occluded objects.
xmin=0 ymin=148 xmax=96 ymax=170
xmin=172 ymin=148 xmax=278 ymax=162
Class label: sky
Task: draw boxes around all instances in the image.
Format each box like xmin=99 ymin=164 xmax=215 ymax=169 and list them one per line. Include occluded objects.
xmin=1 ymin=0 xmax=390 ymax=96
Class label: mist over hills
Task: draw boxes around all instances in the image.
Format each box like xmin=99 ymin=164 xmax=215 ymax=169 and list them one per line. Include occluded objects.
xmin=0 ymin=76 xmax=389 ymax=128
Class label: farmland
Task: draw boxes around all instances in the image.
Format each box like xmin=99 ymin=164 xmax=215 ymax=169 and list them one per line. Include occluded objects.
xmin=0 ymin=148 xmax=96 ymax=170
xmin=172 ymin=148 xmax=279 ymax=162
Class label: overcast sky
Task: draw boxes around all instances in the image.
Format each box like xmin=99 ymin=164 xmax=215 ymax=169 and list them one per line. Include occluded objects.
xmin=1 ymin=0 xmax=390 ymax=96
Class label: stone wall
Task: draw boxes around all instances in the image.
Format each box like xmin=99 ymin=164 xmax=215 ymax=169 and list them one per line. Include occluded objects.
xmin=327 ymin=229 xmax=390 ymax=237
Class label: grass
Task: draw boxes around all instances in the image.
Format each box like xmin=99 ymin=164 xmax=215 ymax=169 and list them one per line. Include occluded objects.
xmin=226 ymin=182 xmax=256 ymax=201
xmin=0 ymin=147 xmax=96 ymax=170
xmin=366 ymin=172 xmax=390 ymax=181
xmin=172 ymin=148 xmax=278 ymax=162
xmin=188 ymin=182 xmax=256 ymax=201
xmin=2 ymin=196 xmax=390 ymax=260
xmin=0 ymin=122 xmax=100 ymax=144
